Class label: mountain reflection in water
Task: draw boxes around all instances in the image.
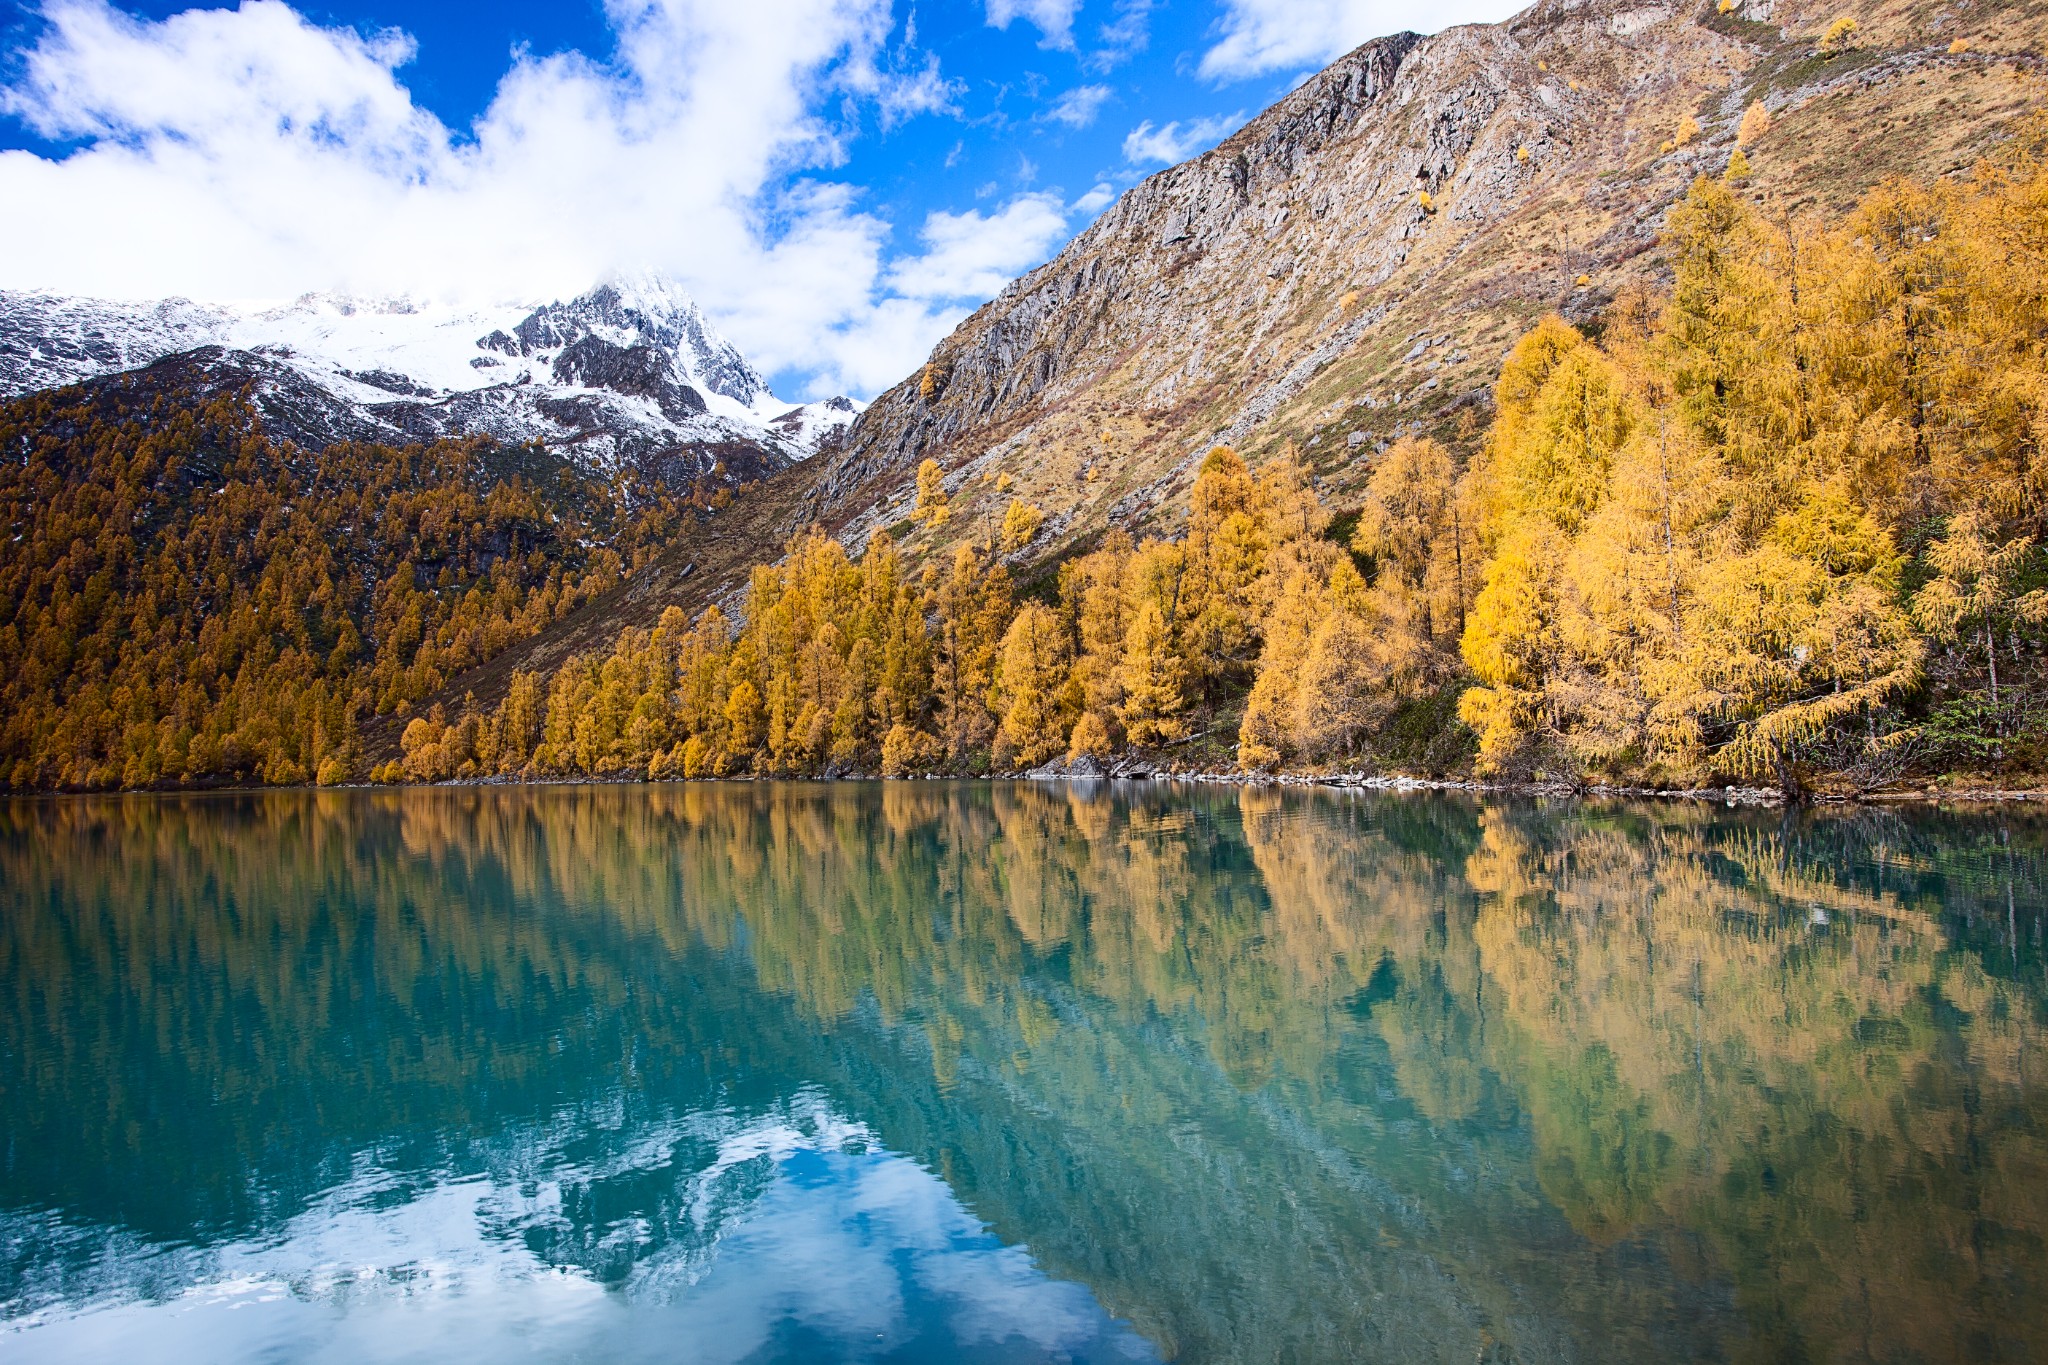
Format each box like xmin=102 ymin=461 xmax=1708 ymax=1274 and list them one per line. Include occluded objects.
xmin=1 ymin=783 xmax=2044 ymax=1363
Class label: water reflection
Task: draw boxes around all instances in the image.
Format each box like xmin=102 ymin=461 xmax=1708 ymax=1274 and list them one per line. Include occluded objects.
xmin=2 ymin=784 xmax=2044 ymax=1362
xmin=5 ymin=1093 xmax=1153 ymax=1364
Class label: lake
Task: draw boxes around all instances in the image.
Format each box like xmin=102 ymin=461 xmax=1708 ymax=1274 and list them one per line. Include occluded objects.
xmin=1 ymin=783 xmax=2044 ymax=1362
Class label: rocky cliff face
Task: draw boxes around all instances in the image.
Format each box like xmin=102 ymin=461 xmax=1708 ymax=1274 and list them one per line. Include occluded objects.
xmin=813 ymin=0 xmax=2046 ymax=557
xmin=0 ymin=293 xmax=230 ymax=398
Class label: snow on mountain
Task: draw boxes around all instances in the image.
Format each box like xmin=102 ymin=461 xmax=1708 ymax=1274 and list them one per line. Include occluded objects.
xmin=469 ymin=270 xmax=776 ymax=418
xmin=769 ymin=394 xmax=862 ymax=453
xmin=0 ymin=292 xmax=233 ymax=397
xmin=0 ymin=275 xmax=862 ymax=482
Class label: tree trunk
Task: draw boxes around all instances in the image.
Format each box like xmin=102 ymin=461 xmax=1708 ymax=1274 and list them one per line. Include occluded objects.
xmin=1774 ymin=745 xmax=1807 ymax=803
xmin=1451 ymin=506 xmax=1467 ymax=640
xmin=1986 ymin=620 xmax=2000 ymax=710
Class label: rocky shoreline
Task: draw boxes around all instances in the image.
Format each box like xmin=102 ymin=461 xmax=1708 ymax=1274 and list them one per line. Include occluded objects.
xmin=1011 ymin=756 xmax=2048 ymax=806
xmin=32 ymin=768 xmax=2048 ymax=805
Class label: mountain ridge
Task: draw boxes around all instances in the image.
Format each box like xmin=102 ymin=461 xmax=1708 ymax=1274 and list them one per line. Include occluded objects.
xmin=0 ymin=275 xmax=862 ymax=493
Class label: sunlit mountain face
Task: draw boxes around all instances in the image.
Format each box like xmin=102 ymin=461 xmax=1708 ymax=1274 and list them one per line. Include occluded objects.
xmin=3 ymin=784 xmax=2044 ymax=1362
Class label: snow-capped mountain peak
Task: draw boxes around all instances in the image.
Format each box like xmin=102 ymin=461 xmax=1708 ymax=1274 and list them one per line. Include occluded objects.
xmin=472 ymin=272 xmax=777 ymax=427
xmin=0 ymin=274 xmax=866 ymax=482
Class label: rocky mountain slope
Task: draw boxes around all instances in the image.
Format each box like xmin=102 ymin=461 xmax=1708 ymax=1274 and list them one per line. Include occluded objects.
xmin=0 ymin=274 xmax=860 ymax=493
xmin=808 ymin=0 xmax=2046 ymax=557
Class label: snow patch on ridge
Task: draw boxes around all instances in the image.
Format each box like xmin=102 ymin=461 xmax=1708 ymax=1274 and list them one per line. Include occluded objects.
xmin=0 ymin=274 xmax=863 ymax=473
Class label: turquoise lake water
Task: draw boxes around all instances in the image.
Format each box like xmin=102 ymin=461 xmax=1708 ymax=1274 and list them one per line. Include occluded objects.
xmin=2 ymin=783 xmax=2044 ymax=1362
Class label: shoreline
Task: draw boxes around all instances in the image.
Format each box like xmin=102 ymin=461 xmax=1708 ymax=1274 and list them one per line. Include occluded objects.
xmin=13 ymin=770 xmax=2048 ymax=806
xmin=1030 ymin=767 xmax=2048 ymax=806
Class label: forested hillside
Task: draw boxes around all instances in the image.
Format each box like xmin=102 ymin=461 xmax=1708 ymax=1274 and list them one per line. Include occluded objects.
xmin=0 ymin=373 xmax=683 ymax=789
xmin=379 ymin=129 xmax=2048 ymax=794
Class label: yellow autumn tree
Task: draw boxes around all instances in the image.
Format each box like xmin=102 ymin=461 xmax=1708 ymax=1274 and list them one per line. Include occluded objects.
xmin=1240 ymin=557 xmax=1332 ymax=770
xmin=911 ymin=459 xmax=951 ymax=527
xmin=1000 ymin=498 xmax=1045 ymax=551
xmin=1736 ymin=100 xmax=1771 ymax=146
xmin=1459 ymin=523 xmax=1572 ymax=771
xmin=996 ymin=602 xmax=1072 ymax=767
xmin=1912 ymin=511 xmax=2048 ymax=707
xmin=1354 ymin=435 xmax=1469 ymax=668
xmin=1817 ymin=14 xmax=1857 ymax=55
xmin=1240 ymin=545 xmax=1396 ymax=769
xmin=1684 ymin=485 xmax=1922 ymax=784
xmin=1067 ymin=710 xmax=1112 ymax=762
xmin=1291 ymin=561 xmax=1397 ymax=761
xmin=1118 ymin=599 xmax=1187 ymax=747
xmin=932 ymin=542 xmax=1012 ymax=766
xmin=1183 ymin=446 xmax=1271 ymax=691
xmin=1060 ymin=530 xmax=1134 ymax=744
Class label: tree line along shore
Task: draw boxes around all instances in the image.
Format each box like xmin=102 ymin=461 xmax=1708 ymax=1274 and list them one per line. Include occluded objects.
xmin=7 ymin=120 xmax=2048 ymax=798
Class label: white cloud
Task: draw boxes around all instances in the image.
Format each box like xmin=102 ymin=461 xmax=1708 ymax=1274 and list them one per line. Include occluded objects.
xmin=1073 ymin=182 xmax=1115 ymax=214
xmin=8 ymin=1105 xmax=1152 ymax=1364
xmin=859 ymin=51 xmax=966 ymax=129
xmin=1200 ymin=0 xmax=1522 ymax=80
xmin=982 ymin=0 xmax=1081 ymax=49
xmin=886 ymin=193 xmax=1067 ymax=302
xmin=0 ymin=0 xmax=1042 ymax=399
xmin=1090 ymin=0 xmax=1153 ymax=70
xmin=1121 ymin=112 xmax=1245 ymax=166
xmin=1042 ymin=83 xmax=1112 ymax=128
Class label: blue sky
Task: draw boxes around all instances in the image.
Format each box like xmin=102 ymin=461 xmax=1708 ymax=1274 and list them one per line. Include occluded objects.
xmin=0 ymin=0 xmax=1518 ymax=398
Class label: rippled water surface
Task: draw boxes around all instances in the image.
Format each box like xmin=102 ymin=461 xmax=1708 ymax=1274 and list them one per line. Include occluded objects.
xmin=2 ymin=783 xmax=2045 ymax=1362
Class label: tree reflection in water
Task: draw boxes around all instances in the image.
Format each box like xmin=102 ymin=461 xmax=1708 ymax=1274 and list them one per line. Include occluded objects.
xmin=2 ymin=784 xmax=2043 ymax=1362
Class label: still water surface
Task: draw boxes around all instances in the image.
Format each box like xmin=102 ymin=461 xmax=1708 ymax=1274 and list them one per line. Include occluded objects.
xmin=2 ymin=783 xmax=2045 ymax=1362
